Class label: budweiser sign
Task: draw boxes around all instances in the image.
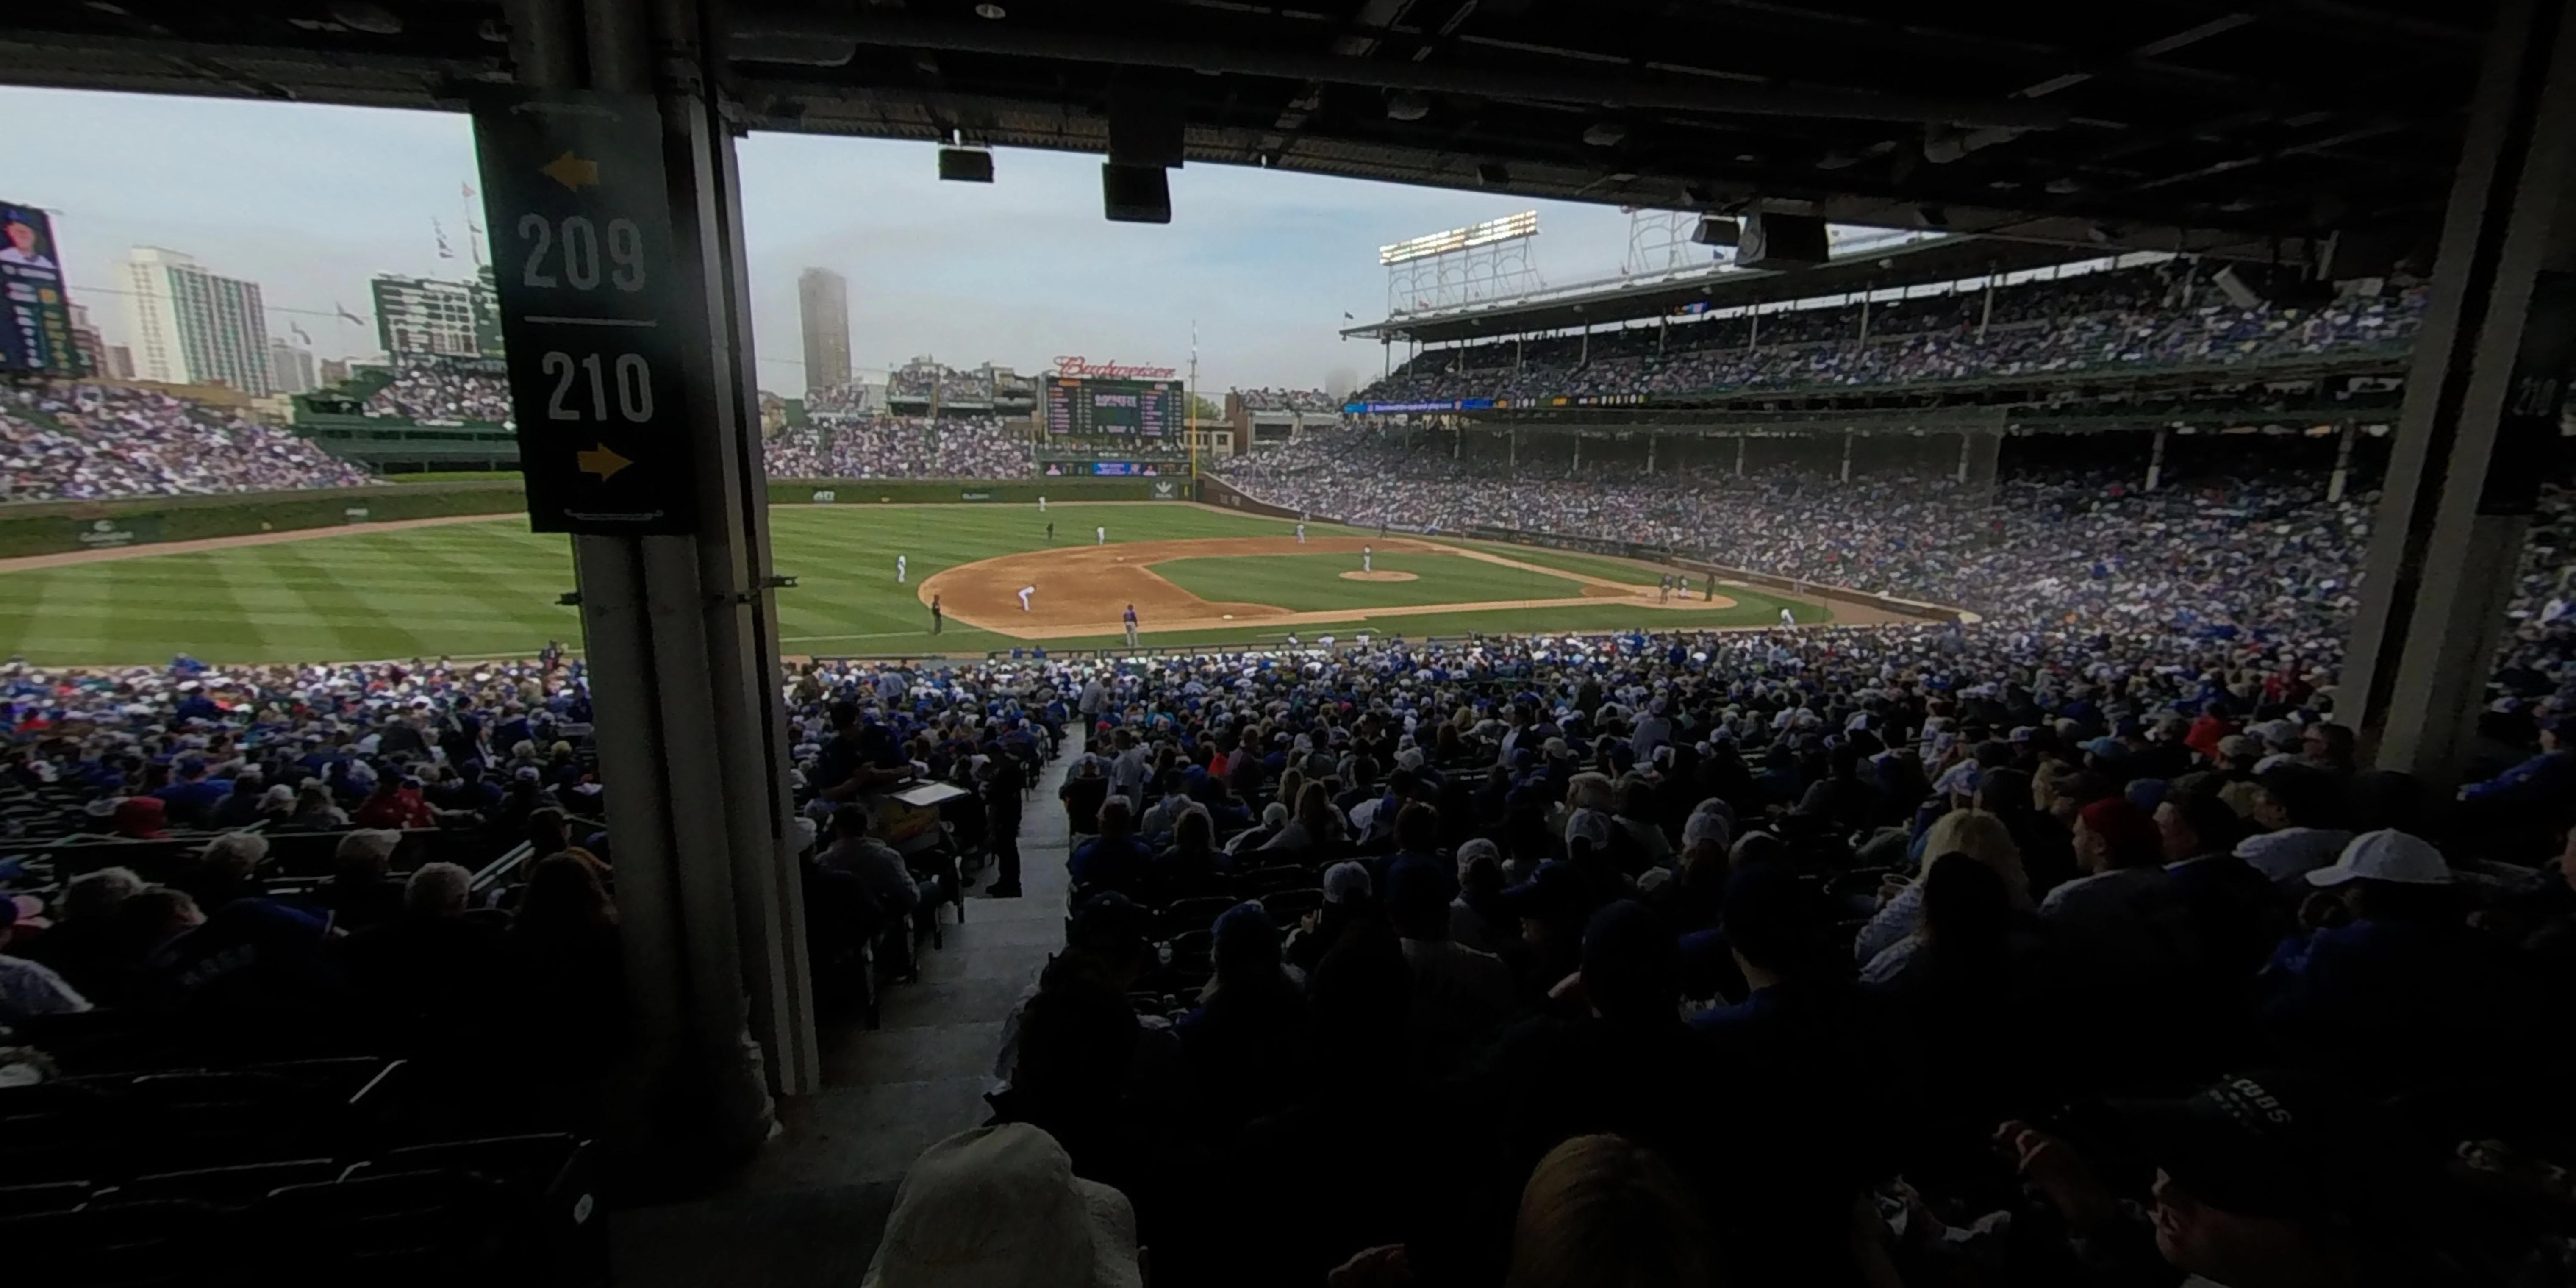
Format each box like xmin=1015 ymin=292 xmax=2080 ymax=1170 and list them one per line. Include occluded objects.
xmin=1053 ymin=356 xmax=1178 ymax=380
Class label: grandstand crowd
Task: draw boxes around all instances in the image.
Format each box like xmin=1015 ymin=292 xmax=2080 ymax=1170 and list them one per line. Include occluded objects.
xmin=0 ymin=383 xmax=373 ymax=502
xmin=360 ymin=358 xmax=514 ymax=423
xmin=9 ymin=255 xmax=2576 ymax=1287
xmin=1354 ymin=264 xmax=2425 ymax=404
xmin=850 ymin=599 xmax=2574 ymax=1287
xmin=762 ymin=416 xmax=1030 ymax=479
xmin=888 ymin=362 xmax=998 ymax=408
xmin=1231 ymin=387 xmax=1340 ymax=413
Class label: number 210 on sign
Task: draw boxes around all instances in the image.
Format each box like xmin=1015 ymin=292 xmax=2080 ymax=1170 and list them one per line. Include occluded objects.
xmin=541 ymin=351 xmax=655 ymax=422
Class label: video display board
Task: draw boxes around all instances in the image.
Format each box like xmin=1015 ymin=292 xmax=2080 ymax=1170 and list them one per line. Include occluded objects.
xmin=1043 ymin=375 xmax=1183 ymax=436
xmin=0 ymin=200 xmax=81 ymax=377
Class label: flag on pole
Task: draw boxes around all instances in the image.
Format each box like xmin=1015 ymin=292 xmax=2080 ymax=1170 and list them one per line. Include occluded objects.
xmin=434 ymin=219 xmax=453 ymax=259
xmin=334 ymin=303 xmax=366 ymax=327
xmin=1342 ymin=311 xmax=1355 ymax=320
xmin=290 ymin=322 xmax=312 ymax=346
xmin=461 ymin=181 xmax=476 ymax=201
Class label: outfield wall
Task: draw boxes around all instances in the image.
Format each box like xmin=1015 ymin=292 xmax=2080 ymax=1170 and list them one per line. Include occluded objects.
xmin=774 ymin=477 xmax=1178 ymax=505
xmin=0 ymin=476 xmax=1182 ymax=558
xmin=0 ymin=482 xmax=528 ymax=558
xmin=1195 ymin=475 xmax=1304 ymax=520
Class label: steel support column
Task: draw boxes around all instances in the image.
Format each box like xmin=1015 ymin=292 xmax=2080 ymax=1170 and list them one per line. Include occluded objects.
xmin=2343 ymin=0 xmax=2576 ymax=784
xmin=502 ymin=0 xmax=812 ymax=1169
xmin=2146 ymin=428 xmax=2168 ymax=492
xmin=2327 ymin=423 xmax=2358 ymax=502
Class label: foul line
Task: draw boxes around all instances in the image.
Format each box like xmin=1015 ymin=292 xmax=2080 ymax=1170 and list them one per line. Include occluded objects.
xmin=778 ymin=628 xmax=942 ymax=644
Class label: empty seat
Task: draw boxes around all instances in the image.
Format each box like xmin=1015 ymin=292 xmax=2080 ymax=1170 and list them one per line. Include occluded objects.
xmin=111 ymin=1159 xmax=341 ymax=1208
xmin=0 ymin=1198 xmax=236 ymax=1288
xmin=0 ymin=1180 xmax=90 ymax=1217
xmin=1157 ymin=896 xmax=1237 ymax=938
xmin=253 ymin=1170 xmax=517 ymax=1280
xmin=1260 ymin=888 xmax=1327 ymax=923
xmin=1236 ymin=865 xmax=1311 ymax=895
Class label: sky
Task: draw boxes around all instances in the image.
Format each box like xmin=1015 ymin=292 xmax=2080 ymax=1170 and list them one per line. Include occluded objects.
xmin=0 ymin=86 xmax=1684 ymax=395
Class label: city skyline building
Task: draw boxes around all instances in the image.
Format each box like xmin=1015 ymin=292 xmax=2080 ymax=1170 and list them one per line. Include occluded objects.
xmin=122 ymin=246 xmax=273 ymax=394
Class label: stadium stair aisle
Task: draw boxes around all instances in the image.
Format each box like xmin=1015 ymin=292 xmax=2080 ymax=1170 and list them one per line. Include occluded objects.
xmin=605 ymin=730 xmax=1083 ymax=1287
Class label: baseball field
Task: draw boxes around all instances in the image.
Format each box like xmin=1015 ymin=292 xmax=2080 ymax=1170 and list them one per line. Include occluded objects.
xmin=0 ymin=501 xmax=1888 ymax=665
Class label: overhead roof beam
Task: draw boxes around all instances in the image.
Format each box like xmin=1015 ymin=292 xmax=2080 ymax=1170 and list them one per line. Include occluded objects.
xmin=726 ymin=10 xmax=2071 ymax=129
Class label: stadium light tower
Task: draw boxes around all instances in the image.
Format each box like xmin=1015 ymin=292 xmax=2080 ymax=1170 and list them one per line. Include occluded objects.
xmin=1380 ymin=210 xmax=1541 ymax=317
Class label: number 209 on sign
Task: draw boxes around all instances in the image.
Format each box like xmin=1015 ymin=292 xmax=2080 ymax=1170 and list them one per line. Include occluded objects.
xmin=541 ymin=351 xmax=655 ymax=422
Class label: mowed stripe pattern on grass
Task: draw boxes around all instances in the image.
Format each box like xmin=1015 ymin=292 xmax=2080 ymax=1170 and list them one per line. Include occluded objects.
xmin=0 ymin=504 xmax=1308 ymax=665
xmin=0 ymin=502 xmax=1846 ymax=666
xmin=0 ymin=519 xmax=580 ymax=664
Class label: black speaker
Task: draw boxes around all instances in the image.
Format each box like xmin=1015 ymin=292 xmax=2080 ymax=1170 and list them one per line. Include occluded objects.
xmin=2321 ymin=228 xmax=2404 ymax=282
xmin=1738 ymin=213 xmax=1827 ymax=267
xmin=1109 ymin=83 xmax=1185 ymax=169
xmin=938 ymin=147 xmax=994 ymax=183
xmin=1691 ymin=216 xmax=1740 ymax=247
xmin=1103 ymin=163 xmax=1171 ymax=224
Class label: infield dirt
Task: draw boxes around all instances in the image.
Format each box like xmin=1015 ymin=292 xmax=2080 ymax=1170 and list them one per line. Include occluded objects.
xmin=915 ymin=535 xmax=1776 ymax=640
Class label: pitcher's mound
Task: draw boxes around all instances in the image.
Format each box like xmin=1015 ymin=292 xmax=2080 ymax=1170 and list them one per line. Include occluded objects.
xmin=1341 ymin=570 xmax=1418 ymax=582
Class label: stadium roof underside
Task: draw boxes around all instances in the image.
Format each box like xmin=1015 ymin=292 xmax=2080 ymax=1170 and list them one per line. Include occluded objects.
xmin=0 ymin=1 xmax=2490 ymax=266
xmin=1341 ymin=236 xmax=2110 ymax=346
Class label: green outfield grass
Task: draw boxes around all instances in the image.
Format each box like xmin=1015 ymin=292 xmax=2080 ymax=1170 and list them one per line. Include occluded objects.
xmin=0 ymin=503 xmax=1825 ymax=665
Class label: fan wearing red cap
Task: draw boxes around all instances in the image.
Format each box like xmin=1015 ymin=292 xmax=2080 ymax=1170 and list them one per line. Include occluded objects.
xmin=2036 ymin=798 xmax=2193 ymax=981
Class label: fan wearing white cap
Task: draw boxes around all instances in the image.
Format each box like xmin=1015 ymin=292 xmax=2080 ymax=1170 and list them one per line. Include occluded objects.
xmin=864 ymin=1124 xmax=1141 ymax=1288
xmin=2248 ymin=829 xmax=2534 ymax=1080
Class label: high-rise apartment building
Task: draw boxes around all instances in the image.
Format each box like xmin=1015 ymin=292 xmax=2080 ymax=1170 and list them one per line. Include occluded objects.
xmin=798 ymin=267 xmax=852 ymax=394
xmin=267 ymin=339 xmax=317 ymax=394
xmin=123 ymin=247 xmax=273 ymax=394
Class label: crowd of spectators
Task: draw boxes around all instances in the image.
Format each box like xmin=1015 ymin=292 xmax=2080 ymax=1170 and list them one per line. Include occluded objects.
xmin=888 ymin=361 xmax=995 ymax=408
xmin=763 ymin=415 xmax=1030 ymax=479
xmin=1232 ymin=387 xmax=1340 ymax=413
xmin=1355 ymin=264 xmax=2428 ymax=405
xmin=0 ymin=650 xmax=628 ymax=1101
xmin=886 ymin=610 xmax=2576 ymax=1286
xmin=358 ymin=357 xmax=514 ymax=423
xmin=0 ymin=382 xmax=375 ymax=502
xmin=804 ymin=383 xmax=873 ymax=416
xmin=1218 ymin=428 xmax=2576 ymax=722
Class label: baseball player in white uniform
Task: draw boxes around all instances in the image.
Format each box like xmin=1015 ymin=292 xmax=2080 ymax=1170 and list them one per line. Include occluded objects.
xmin=1019 ymin=584 xmax=1036 ymax=611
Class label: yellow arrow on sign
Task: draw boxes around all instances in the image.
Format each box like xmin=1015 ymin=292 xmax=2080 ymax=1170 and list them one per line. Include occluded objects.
xmin=577 ymin=445 xmax=631 ymax=480
xmin=541 ymin=150 xmax=600 ymax=190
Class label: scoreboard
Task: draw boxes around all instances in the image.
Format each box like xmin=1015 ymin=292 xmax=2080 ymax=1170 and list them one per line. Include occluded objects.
xmin=0 ymin=200 xmax=81 ymax=378
xmin=1044 ymin=376 xmax=1183 ymax=436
